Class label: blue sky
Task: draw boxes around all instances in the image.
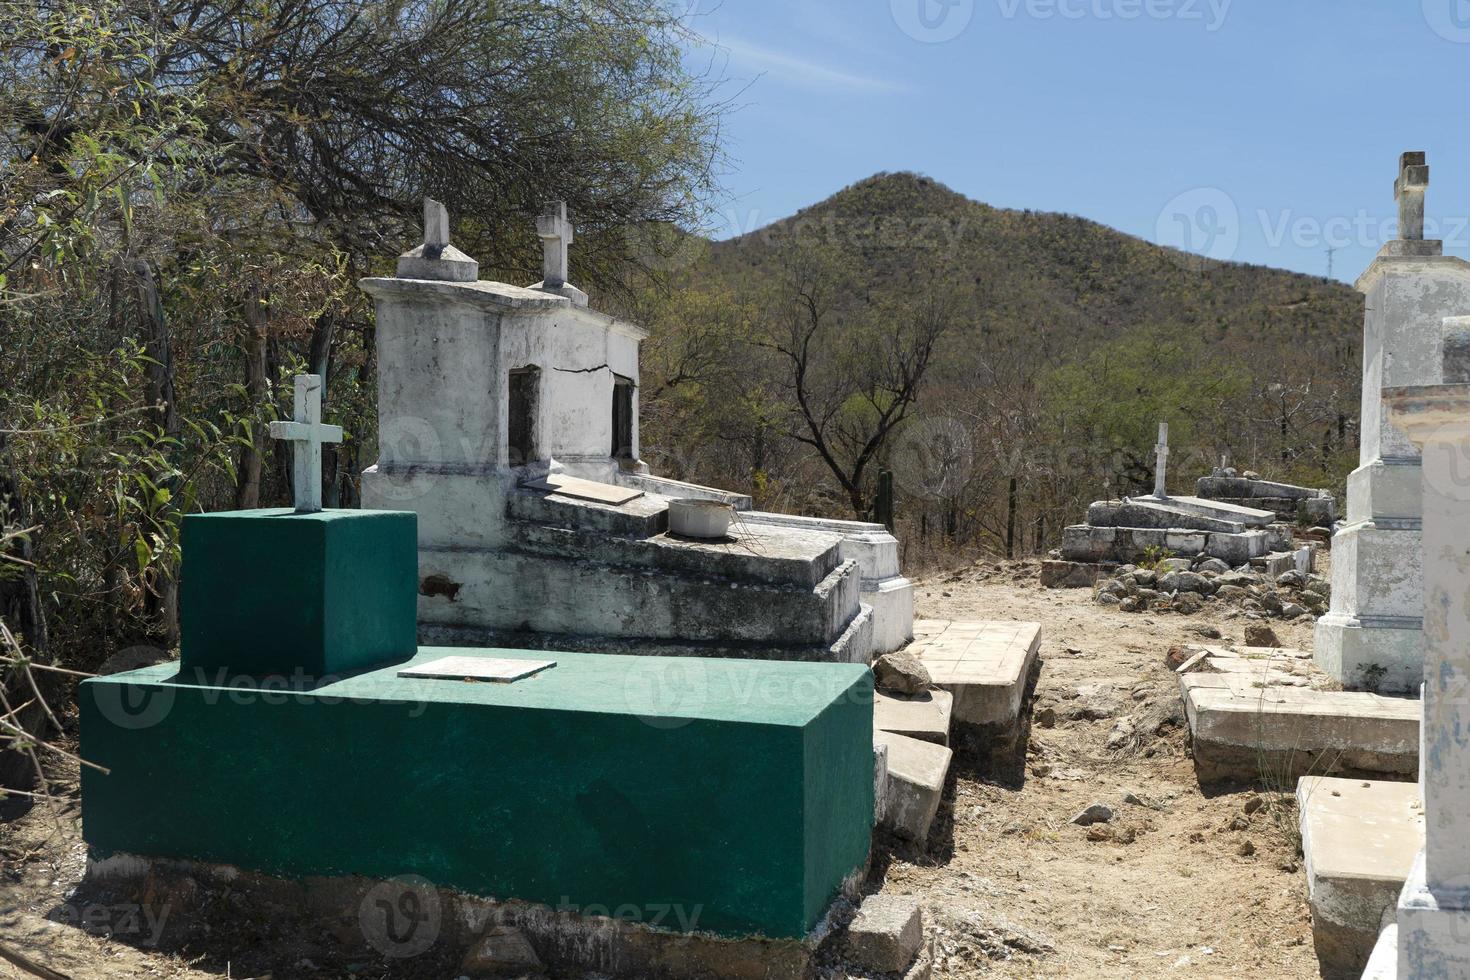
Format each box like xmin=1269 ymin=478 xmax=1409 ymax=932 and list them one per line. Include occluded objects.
xmin=682 ymin=0 xmax=1470 ymax=281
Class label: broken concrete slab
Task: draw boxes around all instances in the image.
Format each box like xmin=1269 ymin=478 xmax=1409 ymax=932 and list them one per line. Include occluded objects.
xmin=874 ymin=690 xmax=953 ymax=746
xmin=844 ymin=894 xmax=924 ymax=974
xmin=874 ymin=730 xmax=952 ymax=842
xmin=1087 ymin=499 xmax=1248 ymax=533
xmin=1179 ymin=654 xmax=1419 ymax=784
xmin=1298 ymin=776 xmax=1421 ymax=978
xmin=911 ymin=620 xmax=1041 ymax=737
xmin=1197 ymin=475 xmax=1338 ymax=523
xmin=1161 ymin=494 xmax=1277 ymax=527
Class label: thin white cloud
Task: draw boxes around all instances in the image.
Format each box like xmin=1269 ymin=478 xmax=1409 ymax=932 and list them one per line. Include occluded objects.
xmin=703 ymin=34 xmax=917 ymax=96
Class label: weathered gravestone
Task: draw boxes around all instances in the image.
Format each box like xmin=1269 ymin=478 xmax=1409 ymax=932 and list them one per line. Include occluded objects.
xmin=1315 ymin=152 xmax=1470 ymax=693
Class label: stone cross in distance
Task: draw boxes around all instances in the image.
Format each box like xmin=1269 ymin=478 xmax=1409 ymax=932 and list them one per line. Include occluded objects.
xmin=1153 ymin=422 xmax=1170 ymax=499
xmin=269 ymin=374 xmax=343 ymax=513
xmin=537 ymin=201 xmax=573 ymax=288
xmin=1396 ymin=151 xmax=1429 ymax=242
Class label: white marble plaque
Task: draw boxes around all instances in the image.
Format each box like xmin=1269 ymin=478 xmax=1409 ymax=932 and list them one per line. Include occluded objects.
xmin=397 ymin=656 xmax=556 ymax=683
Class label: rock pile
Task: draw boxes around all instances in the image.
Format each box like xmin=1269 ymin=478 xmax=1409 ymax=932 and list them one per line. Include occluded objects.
xmin=1094 ymin=557 xmax=1330 ymax=619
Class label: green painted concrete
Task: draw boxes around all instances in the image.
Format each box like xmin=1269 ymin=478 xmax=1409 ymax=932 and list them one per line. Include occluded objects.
xmin=81 ymin=649 xmax=874 ymax=939
xmin=179 ymin=509 xmax=417 ymax=678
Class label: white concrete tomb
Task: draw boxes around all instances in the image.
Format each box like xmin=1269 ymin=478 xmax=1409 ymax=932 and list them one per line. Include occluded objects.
xmin=359 ymin=201 xmax=914 ymax=659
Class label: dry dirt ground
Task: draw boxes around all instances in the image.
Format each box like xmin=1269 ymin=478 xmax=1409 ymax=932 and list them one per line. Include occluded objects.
xmin=881 ymin=558 xmax=1323 ymax=979
xmin=0 ymin=559 xmax=1327 ymax=980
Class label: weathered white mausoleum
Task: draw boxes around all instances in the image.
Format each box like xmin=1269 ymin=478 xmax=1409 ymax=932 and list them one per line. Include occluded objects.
xmin=360 ymin=200 xmax=914 ymax=661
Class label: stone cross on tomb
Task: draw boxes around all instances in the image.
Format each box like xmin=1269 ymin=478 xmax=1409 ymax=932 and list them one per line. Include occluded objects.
xmin=1153 ymin=422 xmax=1170 ymax=499
xmin=423 ymin=197 xmax=450 ymax=253
xmin=1395 ymin=151 xmax=1429 ymax=242
xmin=269 ymin=374 xmax=343 ymax=513
xmin=536 ymin=201 xmax=574 ymax=288
xmin=395 ymin=197 xmax=478 ymax=282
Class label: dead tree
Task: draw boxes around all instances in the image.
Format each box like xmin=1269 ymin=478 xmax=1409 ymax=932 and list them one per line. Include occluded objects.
xmin=755 ymin=249 xmax=955 ymax=518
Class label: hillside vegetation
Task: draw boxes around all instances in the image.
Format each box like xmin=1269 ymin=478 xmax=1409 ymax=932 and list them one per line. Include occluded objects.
xmin=636 ymin=172 xmax=1364 ymax=559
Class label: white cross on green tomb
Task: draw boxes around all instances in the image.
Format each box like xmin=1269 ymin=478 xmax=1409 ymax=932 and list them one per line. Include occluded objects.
xmin=269 ymin=374 xmax=343 ymax=513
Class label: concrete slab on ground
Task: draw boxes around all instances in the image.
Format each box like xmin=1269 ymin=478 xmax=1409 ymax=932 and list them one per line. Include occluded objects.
xmin=874 ymin=690 xmax=953 ymax=746
xmin=1298 ymin=776 xmax=1421 ymax=978
xmin=1177 ymin=646 xmax=1419 ymax=784
xmin=910 ymin=620 xmax=1041 ymax=732
xmin=874 ymin=730 xmax=953 ymax=843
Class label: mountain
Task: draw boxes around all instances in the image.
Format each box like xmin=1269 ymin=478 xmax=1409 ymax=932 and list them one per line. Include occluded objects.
xmin=642 ymin=172 xmax=1364 ymax=547
xmin=703 ymin=171 xmax=1361 ymax=369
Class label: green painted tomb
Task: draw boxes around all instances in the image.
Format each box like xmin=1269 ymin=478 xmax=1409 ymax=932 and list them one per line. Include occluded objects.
xmin=179 ymin=508 xmax=417 ymax=678
xmin=82 ymin=648 xmax=874 ymax=939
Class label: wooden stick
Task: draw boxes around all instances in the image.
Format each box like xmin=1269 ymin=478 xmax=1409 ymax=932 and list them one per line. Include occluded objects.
xmin=0 ymin=940 xmax=73 ymax=980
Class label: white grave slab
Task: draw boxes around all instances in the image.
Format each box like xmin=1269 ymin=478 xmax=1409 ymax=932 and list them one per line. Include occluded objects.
xmin=397 ymin=656 xmax=556 ymax=682
xmin=524 ymin=474 xmax=643 ymax=506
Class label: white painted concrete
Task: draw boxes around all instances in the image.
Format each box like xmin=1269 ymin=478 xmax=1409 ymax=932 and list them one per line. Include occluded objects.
xmin=1382 ymin=347 xmax=1470 ymax=975
xmin=1317 ymin=154 xmax=1470 ymax=690
xmin=359 ymin=210 xmax=909 ymax=662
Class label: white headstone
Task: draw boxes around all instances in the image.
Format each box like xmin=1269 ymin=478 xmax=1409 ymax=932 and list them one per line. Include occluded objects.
xmin=269 ymin=374 xmax=344 ymax=513
xmin=1384 ymin=325 xmax=1470 ymax=976
xmin=1152 ymin=422 xmax=1170 ymax=499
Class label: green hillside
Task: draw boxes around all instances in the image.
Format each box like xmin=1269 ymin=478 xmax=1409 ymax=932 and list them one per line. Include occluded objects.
xmin=638 ymin=172 xmax=1364 ymax=557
